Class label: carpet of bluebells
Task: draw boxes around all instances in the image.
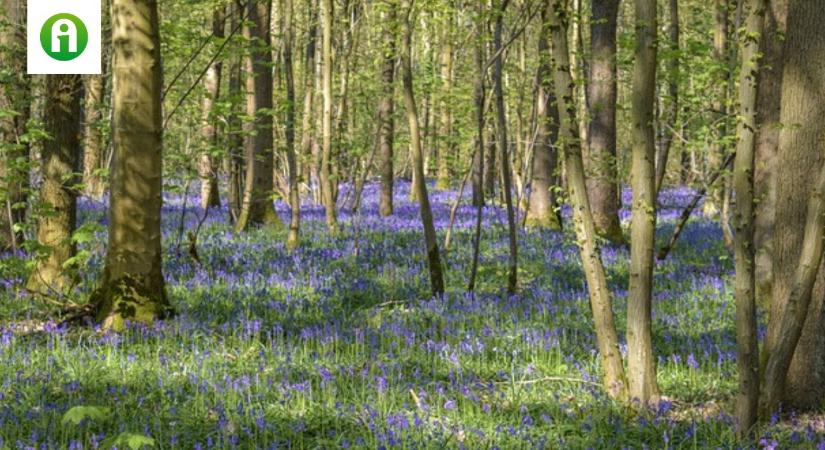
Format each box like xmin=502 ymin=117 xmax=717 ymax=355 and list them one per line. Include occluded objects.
xmin=0 ymin=180 xmax=824 ymax=449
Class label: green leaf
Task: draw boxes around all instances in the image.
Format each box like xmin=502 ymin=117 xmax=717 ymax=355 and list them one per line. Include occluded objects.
xmin=101 ymin=432 xmax=156 ymax=450
xmin=61 ymin=406 xmax=111 ymax=426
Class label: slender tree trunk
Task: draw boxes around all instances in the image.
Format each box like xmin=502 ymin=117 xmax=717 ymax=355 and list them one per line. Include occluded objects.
xmin=27 ymin=75 xmax=83 ymax=294
xmin=283 ymin=0 xmax=300 ymax=249
xmin=82 ymin=73 xmax=106 ymax=200
xmin=235 ymin=0 xmax=282 ymax=232
xmin=587 ymin=0 xmax=624 ymax=244
xmin=732 ymin=0 xmax=765 ymax=436
xmin=436 ymin=10 xmax=454 ymax=190
xmin=300 ymin=0 xmax=318 ymax=192
xmin=703 ymin=0 xmax=729 ymax=218
xmin=469 ymin=10 xmax=486 ymax=290
xmin=547 ymin=0 xmax=627 ymax=400
xmin=320 ymin=0 xmax=339 ymax=233
xmin=93 ymin=0 xmax=170 ymax=330
xmin=401 ymin=0 xmax=445 ymax=297
xmin=526 ymin=28 xmax=562 ymax=229
xmin=627 ymin=0 xmax=660 ymax=405
xmin=753 ymin=0 xmax=787 ymax=311
xmin=492 ymin=0 xmax=518 ymax=293
xmin=762 ymin=0 xmax=825 ymax=414
xmin=199 ymin=8 xmax=225 ymax=210
xmin=0 ymin=0 xmax=30 ymax=250
xmin=654 ymin=0 xmax=679 ymax=195
xmin=227 ymin=4 xmax=244 ymax=222
xmin=378 ymin=3 xmax=397 ymax=217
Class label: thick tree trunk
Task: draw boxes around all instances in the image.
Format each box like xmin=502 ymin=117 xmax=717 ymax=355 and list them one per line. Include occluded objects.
xmin=235 ymin=0 xmax=283 ymax=232
xmin=378 ymin=3 xmax=397 ymax=217
xmin=320 ymin=0 xmax=339 ymax=233
xmin=199 ymin=8 xmax=224 ymax=210
xmin=283 ymin=0 xmax=300 ymax=250
xmin=401 ymin=0 xmax=445 ymax=297
xmin=732 ymin=0 xmax=766 ymax=435
xmin=93 ymin=0 xmax=170 ymax=330
xmin=492 ymin=0 xmax=518 ymax=294
xmin=586 ymin=0 xmax=624 ymax=244
xmin=0 ymin=0 xmax=30 ymax=250
xmin=547 ymin=0 xmax=627 ymax=400
xmin=762 ymin=0 xmax=825 ymax=414
xmin=28 ymin=75 xmax=83 ymax=294
xmin=627 ymin=0 xmax=660 ymax=405
xmin=654 ymin=0 xmax=679 ymax=195
xmin=753 ymin=0 xmax=787 ymax=311
xmin=526 ymin=29 xmax=562 ymax=230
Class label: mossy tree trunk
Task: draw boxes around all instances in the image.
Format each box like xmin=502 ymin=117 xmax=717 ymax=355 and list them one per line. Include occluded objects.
xmin=93 ymin=0 xmax=171 ymax=330
xmin=198 ymin=8 xmax=224 ymax=211
xmin=282 ymin=0 xmax=301 ymax=250
xmin=377 ymin=2 xmax=397 ymax=217
xmin=320 ymin=0 xmax=339 ymax=233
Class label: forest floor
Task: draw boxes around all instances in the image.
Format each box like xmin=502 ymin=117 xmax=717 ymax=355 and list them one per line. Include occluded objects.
xmin=0 ymin=181 xmax=823 ymax=449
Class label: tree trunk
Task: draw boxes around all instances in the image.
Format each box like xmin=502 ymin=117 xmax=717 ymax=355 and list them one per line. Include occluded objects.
xmin=526 ymin=28 xmax=562 ymax=230
xmin=401 ymin=0 xmax=445 ymax=297
xmin=235 ymin=0 xmax=282 ymax=232
xmin=226 ymin=0 xmax=245 ymax=222
xmin=378 ymin=3 xmax=397 ymax=217
xmin=492 ymin=0 xmax=518 ymax=294
xmin=300 ymin=0 xmax=318 ymax=193
xmin=586 ymin=0 xmax=624 ymax=244
xmin=703 ymin=0 xmax=729 ymax=218
xmin=436 ymin=11 xmax=454 ymax=190
xmin=753 ymin=0 xmax=787 ymax=311
xmin=627 ymin=0 xmax=660 ymax=405
xmin=654 ymin=0 xmax=679 ymax=195
xmin=762 ymin=0 xmax=825 ymax=414
xmin=0 ymin=0 xmax=30 ymax=250
xmin=199 ymin=8 xmax=224 ymax=210
xmin=82 ymin=72 xmax=106 ymax=200
xmin=547 ymin=0 xmax=627 ymax=400
xmin=732 ymin=0 xmax=766 ymax=435
xmin=320 ymin=0 xmax=339 ymax=233
xmin=283 ymin=0 xmax=300 ymax=250
xmin=92 ymin=0 xmax=170 ymax=330
xmin=27 ymin=75 xmax=83 ymax=294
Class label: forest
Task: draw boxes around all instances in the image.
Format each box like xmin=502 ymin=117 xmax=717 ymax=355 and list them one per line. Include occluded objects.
xmin=1 ymin=0 xmax=824 ymax=447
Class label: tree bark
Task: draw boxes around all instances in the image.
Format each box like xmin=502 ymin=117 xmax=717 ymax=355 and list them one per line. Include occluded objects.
xmin=92 ymin=0 xmax=170 ymax=330
xmin=753 ymin=0 xmax=787 ymax=311
xmin=28 ymin=75 xmax=83 ymax=294
xmin=401 ymin=0 xmax=445 ymax=297
xmin=300 ymin=0 xmax=318 ymax=193
xmin=378 ymin=2 xmax=397 ymax=217
xmin=627 ymin=0 xmax=660 ymax=405
xmin=547 ymin=0 xmax=627 ymax=399
xmin=198 ymin=8 xmax=224 ymax=210
xmin=235 ymin=0 xmax=283 ymax=232
xmin=526 ymin=28 xmax=562 ymax=230
xmin=732 ymin=0 xmax=766 ymax=435
xmin=82 ymin=71 xmax=106 ymax=200
xmin=227 ymin=0 xmax=245 ymax=222
xmin=320 ymin=0 xmax=339 ymax=233
xmin=762 ymin=0 xmax=825 ymax=414
xmin=586 ymin=0 xmax=624 ymax=244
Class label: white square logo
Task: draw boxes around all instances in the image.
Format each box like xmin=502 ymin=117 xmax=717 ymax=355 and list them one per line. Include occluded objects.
xmin=27 ymin=0 xmax=101 ymax=74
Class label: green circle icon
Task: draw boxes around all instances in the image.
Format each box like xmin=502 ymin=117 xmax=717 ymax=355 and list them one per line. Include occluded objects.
xmin=40 ymin=13 xmax=88 ymax=61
